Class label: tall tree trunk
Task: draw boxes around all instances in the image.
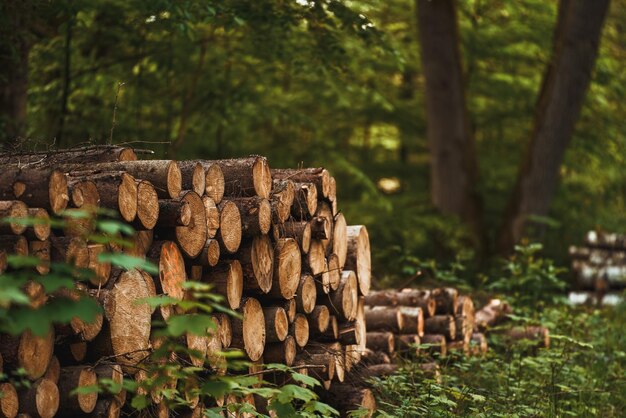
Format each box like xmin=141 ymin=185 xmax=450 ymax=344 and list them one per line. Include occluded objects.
xmin=498 ymin=0 xmax=611 ymax=252
xmin=0 ymin=5 xmax=30 ymax=142
xmin=416 ymin=0 xmax=484 ymax=250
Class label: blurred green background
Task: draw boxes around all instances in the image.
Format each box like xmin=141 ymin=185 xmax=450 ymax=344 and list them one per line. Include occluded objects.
xmin=2 ymin=0 xmax=625 ymax=284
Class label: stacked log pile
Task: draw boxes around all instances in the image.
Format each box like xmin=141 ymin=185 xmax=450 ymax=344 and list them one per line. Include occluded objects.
xmin=570 ymin=230 xmax=626 ymax=295
xmin=0 ymin=146 xmax=373 ymax=417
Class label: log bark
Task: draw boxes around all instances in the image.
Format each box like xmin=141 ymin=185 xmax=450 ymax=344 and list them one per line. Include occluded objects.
xmin=263 ymin=307 xmax=289 ymax=343
xmin=345 ymin=225 xmax=371 ymax=295
xmin=134 ymin=180 xmax=159 ymax=230
xmin=421 ymin=334 xmax=447 ymax=357
xmin=432 ymin=287 xmax=459 ymax=315
xmin=231 ymin=197 xmax=271 ymax=236
xmin=87 ymin=243 xmax=111 ymax=286
xmin=290 ymin=314 xmax=310 ymax=348
xmin=271 ymin=168 xmax=330 ymax=199
xmin=203 ymin=260 xmax=243 ymax=310
xmin=296 ymin=352 xmax=334 ymax=382
xmin=213 ymin=156 xmax=272 ymax=199
xmin=0 ymin=168 xmax=69 ymax=215
xmin=57 ymin=366 xmax=98 ymax=415
xmin=290 ymin=182 xmax=317 ymax=219
xmin=230 ymin=298 xmax=266 ymax=361
xmin=0 ymin=200 xmax=27 ymax=235
xmin=268 ymin=238 xmax=301 ymax=299
xmin=216 ymin=200 xmax=242 ymax=254
xmin=202 ymin=196 xmax=220 ymax=239
xmin=157 ymin=199 xmax=191 ymax=227
xmin=270 ymin=179 xmax=294 ymax=224
xmin=17 ymin=378 xmax=58 ymax=418
xmin=232 ymin=235 xmax=274 ymax=294
xmin=263 ymin=335 xmax=296 ymax=366
xmin=306 ymin=342 xmax=345 ymax=383
xmin=66 ymin=171 xmax=137 ymax=222
xmin=0 ymin=382 xmax=18 ymax=418
xmin=361 ymin=349 xmax=391 ymax=365
xmin=274 ymin=221 xmax=311 ymax=254
xmin=215 ymin=313 xmax=233 ymax=348
xmin=0 ymin=328 xmax=54 ymax=380
xmin=295 ymin=274 xmax=317 ymax=314
xmin=320 ymin=270 xmax=358 ymax=321
xmin=424 ymin=315 xmax=456 ymax=340
xmin=366 ymin=332 xmax=395 ymax=354
xmin=0 ymin=146 xmax=136 ymax=165
xmin=364 ymin=307 xmax=404 ymax=333
xmin=43 ymin=356 xmax=60 ymax=384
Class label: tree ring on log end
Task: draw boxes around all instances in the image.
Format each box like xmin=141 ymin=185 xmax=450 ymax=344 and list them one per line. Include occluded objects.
xmin=166 ymin=161 xmax=182 ymax=199
xmin=242 ymin=298 xmax=265 ymax=361
xmin=252 ymin=235 xmax=274 ymax=293
xmin=118 ymin=173 xmax=138 ymax=222
xmin=50 ymin=170 xmax=69 ymax=214
xmin=175 ymin=191 xmax=207 ymax=258
xmin=136 ymin=181 xmax=159 ymax=229
xmin=252 ymin=157 xmax=272 ymax=199
xmin=218 ymin=201 xmax=242 ymax=254
xmin=206 ymin=163 xmax=225 ymax=204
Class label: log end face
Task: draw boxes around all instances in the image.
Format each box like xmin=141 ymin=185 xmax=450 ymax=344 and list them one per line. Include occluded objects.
xmin=219 ymin=201 xmax=242 ymax=254
xmin=206 ymin=163 xmax=225 ymax=204
xmin=283 ymin=335 xmax=296 ymax=366
xmin=252 ymin=235 xmax=274 ymax=294
xmin=275 ymin=238 xmax=301 ymax=299
xmin=118 ymin=173 xmax=138 ymax=222
xmin=300 ymin=274 xmax=317 ymax=314
xmin=77 ymin=368 xmax=98 ymax=413
xmin=159 ymin=241 xmax=187 ymax=300
xmin=332 ymin=213 xmax=348 ymax=268
xmin=227 ymin=260 xmax=244 ymax=310
xmin=167 ymin=161 xmax=182 ymax=199
xmin=18 ymin=328 xmax=54 ymax=380
xmin=252 ymin=157 xmax=272 ymax=199
xmin=36 ymin=378 xmax=60 ymax=418
xmin=191 ymin=163 xmax=206 ymax=196
xmin=242 ymin=298 xmax=266 ymax=361
xmin=0 ymin=383 xmax=18 ymax=418
xmin=136 ymin=181 xmax=159 ymax=229
xmin=258 ymin=198 xmax=272 ymax=235
xmin=176 ymin=191 xmax=207 ymax=258
xmin=49 ymin=170 xmax=69 ymax=215
xmin=274 ymin=308 xmax=289 ymax=342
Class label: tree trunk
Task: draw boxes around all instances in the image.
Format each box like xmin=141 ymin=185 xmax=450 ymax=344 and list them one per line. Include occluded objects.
xmin=416 ymin=0 xmax=484 ymax=249
xmin=499 ymin=0 xmax=611 ymax=251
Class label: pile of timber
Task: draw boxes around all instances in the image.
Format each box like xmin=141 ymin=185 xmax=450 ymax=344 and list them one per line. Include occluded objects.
xmin=0 ymin=146 xmax=373 ymax=418
xmin=570 ymin=230 xmax=626 ymax=296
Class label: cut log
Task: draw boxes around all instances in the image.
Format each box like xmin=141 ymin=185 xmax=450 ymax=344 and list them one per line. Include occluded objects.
xmin=399 ymin=306 xmax=424 ymax=336
xmin=506 ymin=326 xmax=550 ymax=348
xmin=67 ymin=171 xmax=137 ymax=222
xmin=68 ymin=179 xmax=100 ymax=210
xmin=29 ymin=240 xmax=50 ymax=275
xmin=24 ymin=208 xmax=50 ymax=241
xmin=315 ymin=202 xmax=334 ymax=254
xmin=159 ymin=191 xmax=207 ymax=258
xmin=424 ymin=315 xmax=456 ymax=340
xmin=316 ymin=315 xmax=339 ymax=341
xmin=230 ymin=298 xmax=265 ymax=361
xmin=268 ymin=238 xmax=301 ymax=299
xmin=432 ymin=287 xmax=459 ymax=315
xmin=282 ymin=298 xmax=297 ymax=323
xmin=93 ymin=363 xmax=124 ymax=393
xmin=186 ymin=332 xmax=209 ymax=368
xmin=327 ymin=253 xmax=341 ymax=291
xmin=0 ymin=146 xmax=136 ymax=165
xmin=345 ymin=225 xmax=371 ymax=295
xmin=264 ymin=335 xmax=296 ymax=366
xmin=215 ymin=313 xmax=233 ymax=348
xmin=231 ymin=197 xmax=271 ymax=236
xmin=57 ymin=366 xmax=98 ymax=415
xmin=216 ymin=200 xmax=242 ymax=254
xmin=202 ymin=196 xmax=220 ymax=239
xmin=0 ymin=200 xmax=27 ymax=235
xmin=295 ymin=274 xmax=317 ymax=314
xmin=364 ymin=307 xmax=404 ymax=333
xmin=99 ymin=269 xmax=152 ymax=372
xmin=0 ymin=168 xmax=69 ymax=214
xmin=274 ymin=221 xmax=311 ymax=254
xmin=0 ymin=235 xmax=28 ymax=256
xmin=0 ymin=382 xmax=18 ymax=418
xmin=320 ymin=384 xmax=376 ymax=418
xmin=149 ymin=241 xmax=187 ymax=304
xmin=157 ymin=199 xmax=191 ymax=227
xmin=17 ymin=378 xmax=58 ymax=418
xmin=395 ymin=334 xmax=421 ymax=356
xmin=306 ymin=342 xmax=344 ymax=382
xmin=290 ymin=182 xmax=317 ymax=219
xmin=320 ymin=270 xmax=358 ymax=321
xmin=43 ymin=356 xmax=60 ymax=384
xmin=290 ymin=314 xmax=310 ymax=348
xmin=235 ymin=235 xmax=274 ymax=294
xmin=134 ymin=180 xmax=159 ymax=230
xmin=270 ymin=179 xmax=295 ymax=224
xmin=204 ymin=260 xmax=243 ymax=310
xmin=271 ymin=167 xmax=330 ymax=199
xmin=180 ymin=161 xmax=225 ymax=203
xmin=332 ymin=213 xmax=347 ymax=268
xmin=0 ymin=328 xmax=54 ymax=380
xmin=177 ymin=161 xmax=206 ymax=196
xmin=475 ymin=299 xmax=512 ymax=331
xmin=307 ymin=305 xmax=330 ymax=334
xmin=306 ymin=239 xmax=326 ymax=286
xmin=296 ymin=352 xmax=334 ymax=382
xmin=213 ymin=156 xmax=272 ymax=199
xmin=263 ymin=307 xmax=289 ymax=343
xmin=195 ymin=239 xmax=220 ymax=267
xmin=366 ymin=332 xmax=395 ymax=354
xmin=421 ymin=334 xmax=447 ymax=357
xmin=87 ymin=243 xmax=111 ymax=286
